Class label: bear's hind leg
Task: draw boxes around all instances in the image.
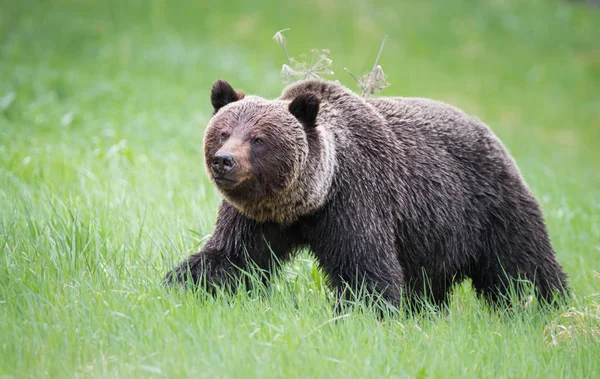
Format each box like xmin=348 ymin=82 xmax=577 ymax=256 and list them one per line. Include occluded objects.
xmin=471 ymin=259 xmax=568 ymax=308
xmin=470 ymin=203 xmax=569 ymax=307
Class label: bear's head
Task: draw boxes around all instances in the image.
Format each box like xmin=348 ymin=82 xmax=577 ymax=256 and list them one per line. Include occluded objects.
xmin=203 ymin=80 xmax=333 ymax=224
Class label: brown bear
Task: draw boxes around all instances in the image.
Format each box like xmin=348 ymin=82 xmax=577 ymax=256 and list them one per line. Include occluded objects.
xmin=164 ymin=79 xmax=569 ymax=309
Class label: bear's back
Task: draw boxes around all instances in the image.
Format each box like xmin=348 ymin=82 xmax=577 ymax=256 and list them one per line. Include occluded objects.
xmin=367 ymin=97 xmax=492 ymax=154
xmin=367 ymin=97 xmax=521 ymax=189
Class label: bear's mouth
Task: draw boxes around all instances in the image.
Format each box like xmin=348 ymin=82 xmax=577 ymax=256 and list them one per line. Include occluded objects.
xmin=213 ymin=174 xmax=253 ymax=191
xmin=213 ymin=177 xmax=238 ymax=189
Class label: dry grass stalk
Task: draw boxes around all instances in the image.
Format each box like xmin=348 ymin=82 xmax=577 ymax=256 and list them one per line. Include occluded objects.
xmin=544 ymin=290 xmax=600 ymax=346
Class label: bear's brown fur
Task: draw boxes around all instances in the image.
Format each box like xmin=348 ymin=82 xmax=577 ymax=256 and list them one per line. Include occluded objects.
xmin=164 ymin=79 xmax=569 ymax=309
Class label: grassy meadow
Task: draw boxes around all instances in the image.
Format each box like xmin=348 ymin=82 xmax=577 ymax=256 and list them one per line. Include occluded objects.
xmin=1 ymin=0 xmax=599 ymax=377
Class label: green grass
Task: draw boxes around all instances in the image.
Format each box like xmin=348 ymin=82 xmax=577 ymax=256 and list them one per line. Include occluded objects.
xmin=1 ymin=0 xmax=600 ymax=377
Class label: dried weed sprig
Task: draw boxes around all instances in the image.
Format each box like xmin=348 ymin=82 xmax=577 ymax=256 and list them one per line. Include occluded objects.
xmin=273 ymin=29 xmax=389 ymax=96
xmin=345 ymin=35 xmax=390 ymax=96
xmin=273 ymin=29 xmax=334 ymax=84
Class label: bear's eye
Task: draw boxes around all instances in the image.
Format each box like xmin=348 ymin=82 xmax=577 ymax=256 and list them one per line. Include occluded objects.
xmin=220 ymin=132 xmax=229 ymax=141
xmin=252 ymin=138 xmax=264 ymax=146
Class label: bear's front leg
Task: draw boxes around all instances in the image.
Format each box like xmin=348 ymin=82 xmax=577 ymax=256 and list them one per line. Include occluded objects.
xmin=328 ymin=254 xmax=405 ymax=311
xmin=163 ymin=201 xmax=302 ymax=291
xmin=309 ymin=207 xmax=405 ymax=310
xmin=163 ymin=248 xmax=240 ymax=290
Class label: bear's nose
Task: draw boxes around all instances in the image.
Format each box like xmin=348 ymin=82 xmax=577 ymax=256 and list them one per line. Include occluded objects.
xmin=211 ymin=152 xmax=236 ymax=175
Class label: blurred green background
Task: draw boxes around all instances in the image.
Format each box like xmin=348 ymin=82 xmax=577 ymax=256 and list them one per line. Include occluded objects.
xmin=1 ymin=0 xmax=599 ymax=377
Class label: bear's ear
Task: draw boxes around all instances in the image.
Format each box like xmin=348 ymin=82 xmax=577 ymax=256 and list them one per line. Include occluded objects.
xmin=211 ymin=80 xmax=245 ymax=113
xmin=289 ymin=92 xmax=320 ymax=127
